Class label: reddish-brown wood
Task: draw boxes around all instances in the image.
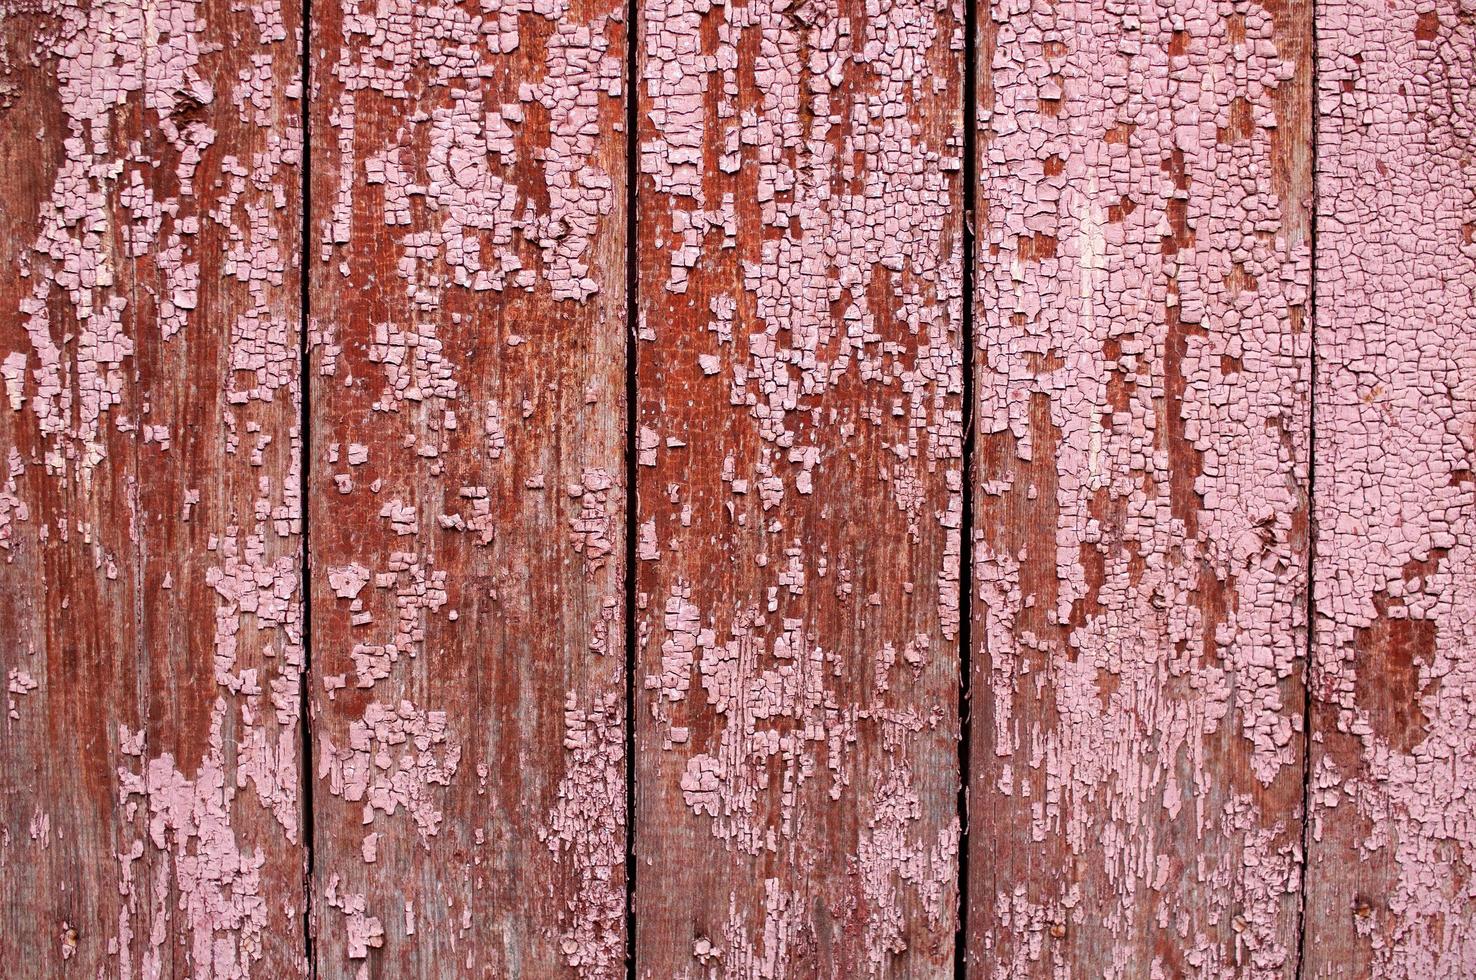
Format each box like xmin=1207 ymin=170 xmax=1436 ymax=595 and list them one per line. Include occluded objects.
xmin=633 ymin=0 xmax=965 ymax=974
xmin=0 ymin=1 xmax=306 ymax=976
xmin=967 ymin=1 xmax=1314 ymax=975
xmin=4 ymin=1 xmax=1475 ymax=975
xmin=307 ymin=0 xmax=628 ymax=975
xmin=1305 ymin=2 xmax=1476 ymax=975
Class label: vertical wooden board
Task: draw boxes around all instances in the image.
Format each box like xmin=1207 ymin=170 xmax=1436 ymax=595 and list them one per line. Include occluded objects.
xmin=1306 ymin=1 xmax=1476 ymax=975
xmin=0 ymin=2 xmax=306 ymax=977
xmin=968 ymin=0 xmax=1312 ymax=975
xmin=634 ymin=0 xmax=964 ymax=974
xmin=308 ymin=1 xmax=627 ymax=976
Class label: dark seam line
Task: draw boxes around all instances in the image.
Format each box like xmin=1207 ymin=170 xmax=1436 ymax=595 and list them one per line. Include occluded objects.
xmin=298 ymin=1 xmax=316 ymax=975
xmin=1295 ymin=4 xmax=1319 ymax=978
xmin=624 ymin=0 xmax=640 ymax=976
xmin=956 ymin=0 xmax=978 ymax=975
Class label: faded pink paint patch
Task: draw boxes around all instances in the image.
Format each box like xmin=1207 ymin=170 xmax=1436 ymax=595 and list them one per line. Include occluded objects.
xmin=974 ymin=0 xmax=1310 ymax=972
xmin=1309 ymin=1 xmax=1476 ymax=975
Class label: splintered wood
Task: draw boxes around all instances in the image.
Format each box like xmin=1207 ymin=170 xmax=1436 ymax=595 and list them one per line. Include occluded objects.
xmin=0 ymin=0 xmax=1471 ymax=977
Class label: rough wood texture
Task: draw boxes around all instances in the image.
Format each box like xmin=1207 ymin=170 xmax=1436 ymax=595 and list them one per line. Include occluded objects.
xmin=0 ymin=1 xmax=306 ymax=976
xmin=306 ymin=0 xmax=628 ymax=976
xmin=1305 ymin=1 xmax=1476 ymax=975
xmin=633 ymin=0 xmax=965 ymax=974
xmin=967 ymin=0 xmax=1314 ymax=975
xmin=4 ymin=0 xmax=1476 ymax=975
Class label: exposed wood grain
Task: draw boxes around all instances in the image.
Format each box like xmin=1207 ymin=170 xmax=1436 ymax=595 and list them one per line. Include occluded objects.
xmin=4 ymin=0 xmax=1473 ymax=974
xmin=307 ymin=0 xmax=628 ymax=975
xmin=633 ymin=0 xmax=965 ymax=974
xmin=967 ymin=0 xmax=1313 ymax=975
xmin=0 ymin=1 xmax=306 ymax=976
xmin=1304 ymin=1 xmax=1476 ymax=975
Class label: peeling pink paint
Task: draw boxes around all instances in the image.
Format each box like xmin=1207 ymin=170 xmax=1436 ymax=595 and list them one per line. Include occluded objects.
xmin=542 ymin=692 xmax=625 ymax=979
xmin=325 ymin=0 xmax=621 ymax=304
xmin=319 ymin=699 xmax=461 ymax=841
xmin=1307 ymin=1 xmax=1476 ymax=975
xmin=1 ymin=0 xmax=304 ymax=973
xmin=2 ymin=0 xmax=1471 ymax=974
xmin=637 ymin=0 xmax=964 ymax=972
xmin=309 ymin=0 xmax=629 ymax=971
xmin=117 ymin=703 xmax=274 ymax=979
xmin=971 ymin=0 xmax=1312 ymax=973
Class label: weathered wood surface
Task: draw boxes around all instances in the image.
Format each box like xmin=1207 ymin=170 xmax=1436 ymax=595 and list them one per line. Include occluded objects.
xmin=306 ymin=0 xmax=628 ymax=975
xmin=0 ymin=1 xmax=306 ymax=976
xmin=967 ymin=0 xmax=1314 ymax=976
xmin=1 ymin=0 xmax=1474 ymax=976
xmin=633 ymin=0 xmax=965 ymax=974
xmin=1304 ymin=1 xmax=1476 ymax=976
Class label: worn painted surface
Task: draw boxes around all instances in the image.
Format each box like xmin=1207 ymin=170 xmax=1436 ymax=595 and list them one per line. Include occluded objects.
xmin=967 ymin=0 xmax=1314 ymax=975
xmin=0 ymin=0 xmax=306 ymax=976
xmin=634 ymin=0 xmax=965 ymax=975
xmin=3 ymin=0 xmax=1475 ymax=976
xmin=307 ymin=0 xmax=627 ymax=975
xmin=1305 ymin=1 xmax=1476 ymax=976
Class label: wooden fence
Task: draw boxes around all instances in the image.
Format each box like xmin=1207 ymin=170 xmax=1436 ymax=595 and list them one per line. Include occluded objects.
xmin=0 ymin=0 xmax=1471 ymax=976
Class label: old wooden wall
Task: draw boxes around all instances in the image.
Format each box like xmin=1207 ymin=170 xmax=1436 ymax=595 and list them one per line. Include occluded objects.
xmin=0 ymin=0 xmax=1470 ymax=978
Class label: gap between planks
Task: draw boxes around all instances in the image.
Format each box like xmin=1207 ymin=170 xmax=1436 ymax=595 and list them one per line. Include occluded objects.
xmin=956 ymin=0 xmax=980 ymax=974
xmin=299 ymin=0 xmax=318 ymax=973
xmin=623 ymin=0 xmax=641 ymax=974
xmin=1294 ymin=0 xmax=1321 ymax=976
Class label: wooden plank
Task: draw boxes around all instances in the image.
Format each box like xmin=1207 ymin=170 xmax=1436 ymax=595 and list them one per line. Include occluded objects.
xmin=967 ymin=1 xmax=1313 ymax=975
xmin=1304 ymin=1 xmax=1476 ymax=975
xmin=633 ymin=0 xmax=965 ymax=974
xmin=306 ymin=0 xmax=628 ymax=975
xmin=0 ymin=0 xmax=307 ymax=976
